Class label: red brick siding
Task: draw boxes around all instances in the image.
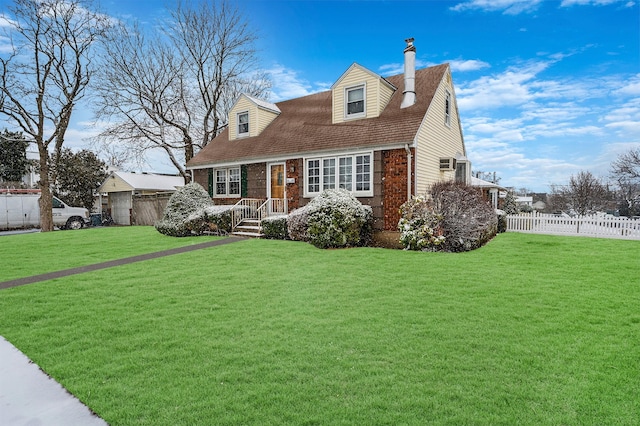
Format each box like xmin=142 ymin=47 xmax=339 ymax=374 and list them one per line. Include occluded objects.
xmin=382 ymin=148 xmax=415 ymax=230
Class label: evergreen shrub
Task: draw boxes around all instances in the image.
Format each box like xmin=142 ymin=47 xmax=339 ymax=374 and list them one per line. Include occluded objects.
xmin=262 ymin=215 xmax=289 ymax=240
xmin=155 ymin=182 xmax=215 ymax=237
xmin=288 ymin=189 xmax=372 ymax=249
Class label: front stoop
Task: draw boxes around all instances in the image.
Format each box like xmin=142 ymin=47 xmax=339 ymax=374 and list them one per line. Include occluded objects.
xmin=232 ymin=219 xmax=263 ymax=238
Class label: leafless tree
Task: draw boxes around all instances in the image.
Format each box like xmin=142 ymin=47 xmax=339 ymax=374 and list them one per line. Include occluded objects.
xmin=550 ymin=171 xmax=612 ymax=216
xmin=0 ymin=0 xmax=111 ymax=231
xmin=93 ymin=0 xmax=270 ymax=180
xmin=610 ymin=147 xmax=640 ymax=216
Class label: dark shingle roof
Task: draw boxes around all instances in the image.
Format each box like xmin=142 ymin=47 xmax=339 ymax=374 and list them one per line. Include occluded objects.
xmin=187 ymin=64 xmax=449 ymax=168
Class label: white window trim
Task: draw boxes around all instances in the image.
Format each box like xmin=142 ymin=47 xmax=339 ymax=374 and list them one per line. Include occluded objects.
xmin=213 ymin=167 xmax=241 ymax=198
xmin=445 ymin=90 xmax=451 ymax=127
xmin=304 ymin=152 xmax=373 ymax=198
xmin=237 ymin=111 xmax=249 ymax=137
xmin=344 ymin=83 xmax=366 ymax=120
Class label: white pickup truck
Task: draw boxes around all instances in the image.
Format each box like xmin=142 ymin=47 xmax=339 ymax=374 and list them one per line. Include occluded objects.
xmin=0 ymin=189 xmax=90 ymax=230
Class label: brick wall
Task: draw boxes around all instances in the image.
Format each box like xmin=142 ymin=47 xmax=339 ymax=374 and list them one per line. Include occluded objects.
xmin=382 ymin=148 xmax=415 ymax=230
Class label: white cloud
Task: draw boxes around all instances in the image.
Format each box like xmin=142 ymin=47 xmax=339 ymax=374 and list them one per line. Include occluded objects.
xmin=560 ymin=0 xmax=633 ymax=6
xmin=614 ymin=74 xmax=640 ymax=96
xmin=450 ymin=0 xmax=543 ymax=14
xmin=266 ymin=64 xmax=327 ymax=102
xmin=449 ymin=59 xmax=491 ymax=72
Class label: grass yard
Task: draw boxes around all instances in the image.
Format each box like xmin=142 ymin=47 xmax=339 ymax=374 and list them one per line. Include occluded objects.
xmin=0 ymin=228 xmax=639 ymax=425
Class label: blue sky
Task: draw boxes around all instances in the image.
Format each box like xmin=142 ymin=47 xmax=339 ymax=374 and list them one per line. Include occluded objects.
xmin=2 ymin=0 xmax=639 ymax=192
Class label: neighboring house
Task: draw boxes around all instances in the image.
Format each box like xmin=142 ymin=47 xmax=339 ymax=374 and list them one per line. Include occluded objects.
xmin=515 ymin=196 xmax=533 ymax=208
xmin=471 ymin=176 xmax=506 ymax=210
xmin=97 ymin=171 xmax=184 ymax=225
xmin=187 ymin=39 xmax=470 ymax=232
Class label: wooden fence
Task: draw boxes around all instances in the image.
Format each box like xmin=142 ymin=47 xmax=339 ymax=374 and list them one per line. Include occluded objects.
xmin=131 ymin=193 xmax=173 ymax=226
xmin=506 ymin=212 xmax=640 ymax=240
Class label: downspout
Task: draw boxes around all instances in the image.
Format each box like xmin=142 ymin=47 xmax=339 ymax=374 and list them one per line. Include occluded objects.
xmin=405 ymin=144 xmax=412 ymax=201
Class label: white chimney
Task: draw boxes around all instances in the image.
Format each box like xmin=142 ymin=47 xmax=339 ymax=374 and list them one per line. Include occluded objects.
xmin=401 ymin=38 xmax=416 ymax=109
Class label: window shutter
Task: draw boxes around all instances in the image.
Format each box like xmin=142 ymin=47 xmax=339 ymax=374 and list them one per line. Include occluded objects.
xmin=207 ymin=169 xmax=213 ymax=197
xmin=241 ymin=165 xmax=248 ymax=197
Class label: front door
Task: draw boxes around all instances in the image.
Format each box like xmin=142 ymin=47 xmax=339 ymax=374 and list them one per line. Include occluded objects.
xmin=270 ymin=164 xmax=285 ymax=199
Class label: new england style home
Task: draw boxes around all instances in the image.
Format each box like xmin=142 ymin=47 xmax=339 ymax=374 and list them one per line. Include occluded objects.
xmin=186 ymin=39 xmax=470 ymax=234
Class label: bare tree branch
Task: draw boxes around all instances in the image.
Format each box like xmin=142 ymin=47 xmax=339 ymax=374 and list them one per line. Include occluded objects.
xmin=93 ymin=0 xmax=270 ymax=180
xmin=0 ymin=0 xmax=111 ymax=231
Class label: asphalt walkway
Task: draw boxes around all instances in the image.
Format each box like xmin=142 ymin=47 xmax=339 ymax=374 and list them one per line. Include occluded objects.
xmin=0 ymin=236 xmax=244 ymax=290
xmin=0 ymin=236 xmax=244 ymax=425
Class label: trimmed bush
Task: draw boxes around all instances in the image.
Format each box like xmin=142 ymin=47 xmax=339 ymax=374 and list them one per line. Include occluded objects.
xmin=496 ymin=209 xmax=507 ymax=233
xmin=288 ymin=189 xmax=372 ymax=249
xmin=287 ymin=205 xmax=311 ymax=242
xmin=155 ymin=182 xmax=214 ymax=237
xmin=262 ymin=215 xmax=289 ymax=240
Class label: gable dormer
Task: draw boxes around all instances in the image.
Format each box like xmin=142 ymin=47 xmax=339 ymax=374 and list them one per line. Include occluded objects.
xmin=331 ymin=63 xmax=396 ymax=124
xmin=229 ymin=94 xmax=281 ymax=140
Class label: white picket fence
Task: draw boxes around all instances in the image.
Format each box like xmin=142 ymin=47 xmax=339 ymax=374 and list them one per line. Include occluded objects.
xmin=506 ymin=212 xmax=640 ymax=240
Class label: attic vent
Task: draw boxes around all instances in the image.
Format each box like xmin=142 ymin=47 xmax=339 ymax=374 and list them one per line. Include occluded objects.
xmin=439 ymin=157 xmax=457 ymax=171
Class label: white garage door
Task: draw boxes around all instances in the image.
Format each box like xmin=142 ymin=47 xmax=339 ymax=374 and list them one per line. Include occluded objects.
xmin=110 ymin=192 xmax=132 ymax=225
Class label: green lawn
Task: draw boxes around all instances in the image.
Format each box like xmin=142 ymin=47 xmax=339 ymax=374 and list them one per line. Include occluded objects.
xmin=1 ymin=228 xmax=639 ymax=425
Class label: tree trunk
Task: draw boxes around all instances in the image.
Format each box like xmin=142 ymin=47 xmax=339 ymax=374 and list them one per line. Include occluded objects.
xmin=38 ymin=154 xmax=54 ymax=232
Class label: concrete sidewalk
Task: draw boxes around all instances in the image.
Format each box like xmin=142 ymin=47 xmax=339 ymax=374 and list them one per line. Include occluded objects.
xmin=0 ymin=235 xmax=246 ymax=425
xmin=0 ymin=336 xmax=108 ymax=426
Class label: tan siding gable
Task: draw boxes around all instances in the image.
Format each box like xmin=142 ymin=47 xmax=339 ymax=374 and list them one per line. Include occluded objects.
xmin=99 ymin=175 xmax=134 ymax=193
xmin=229 ymin=95 xmax=279 ymax=140
xmin=332 ymin=64 xmax=396 ymax=124
xmin=414 ymin=67 xmax=466 ymax=195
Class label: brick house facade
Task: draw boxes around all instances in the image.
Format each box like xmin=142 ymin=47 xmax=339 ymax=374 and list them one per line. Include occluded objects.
xmin=187 ymin=40 xmax=469 ymax=232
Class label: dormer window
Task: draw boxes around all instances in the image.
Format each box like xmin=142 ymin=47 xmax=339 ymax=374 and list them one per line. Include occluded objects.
xmin=346 ymin=85 xmax=365 ymax=118
xmin=237 ymin=111 xmax=249 ymax=136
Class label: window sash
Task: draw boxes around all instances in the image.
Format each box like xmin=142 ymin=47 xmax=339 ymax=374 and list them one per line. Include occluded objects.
xmin=307 ymin=159 xmax=320 ymax=193
xmin=238 ymin=112 xmax=249 ymax=134
xmin=346 ymin=86 xmax=364 ymax=116
xmin=214 ymin=167 xmax=241 ymax=196
xmin=307 ymin=154 xmax=371 ymax=196
xmin=323 ymin=158 xmax=335 ymax=190
xmin=445 ymin=91 xmax=451 ymax=126
xmin=339 ymin=157 xmax=352 ymax=191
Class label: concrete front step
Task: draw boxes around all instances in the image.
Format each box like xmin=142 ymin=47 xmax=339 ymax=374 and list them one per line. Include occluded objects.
xmin=232 ymin=230 xmax=264 ymax=238
xmin=232 ymin=219 xmax=263 ymax=238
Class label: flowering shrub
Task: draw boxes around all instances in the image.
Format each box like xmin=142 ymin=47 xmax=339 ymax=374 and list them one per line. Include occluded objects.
xmin=398 ymin=196 xmax=445 ymax=251
xmin=262 ymin=215 xmax=288 ymax=239
xmin=288 ymin=188 xmax=372 ymax=249
xmin=155 ymin=182 xmax=215 ymax=237
xmin=287 ymin=204 xmax=311 ymax=242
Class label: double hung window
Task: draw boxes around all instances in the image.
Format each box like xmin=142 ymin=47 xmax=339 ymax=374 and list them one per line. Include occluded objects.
xmin=237 ymin=112 xmax=249 ymax=136
xmin=306 ymin=153 xmax=372 ymax=197
xmin=346 ymin=85 xmax=365 ymax=117
xmin=214 ymin=167 xmax=241 ymax=197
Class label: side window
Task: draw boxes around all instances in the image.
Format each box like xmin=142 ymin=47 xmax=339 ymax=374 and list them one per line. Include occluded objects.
xmin=307 ymin=159 xmax=320 ymax=194
xmin=238 ymin=112 xmax=249 ymax=136
xmin=346 ymin=86 xmax=365 ymax=117
xmin=52 ymin=197 xmax=64 ymax=208
xmin=215 ymin=169 xmax=227 ymax=195
xmin=445 ymin=90 xmax=451 ymax=126
xmin=229 ymin=168 xmax=241 ymax=195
